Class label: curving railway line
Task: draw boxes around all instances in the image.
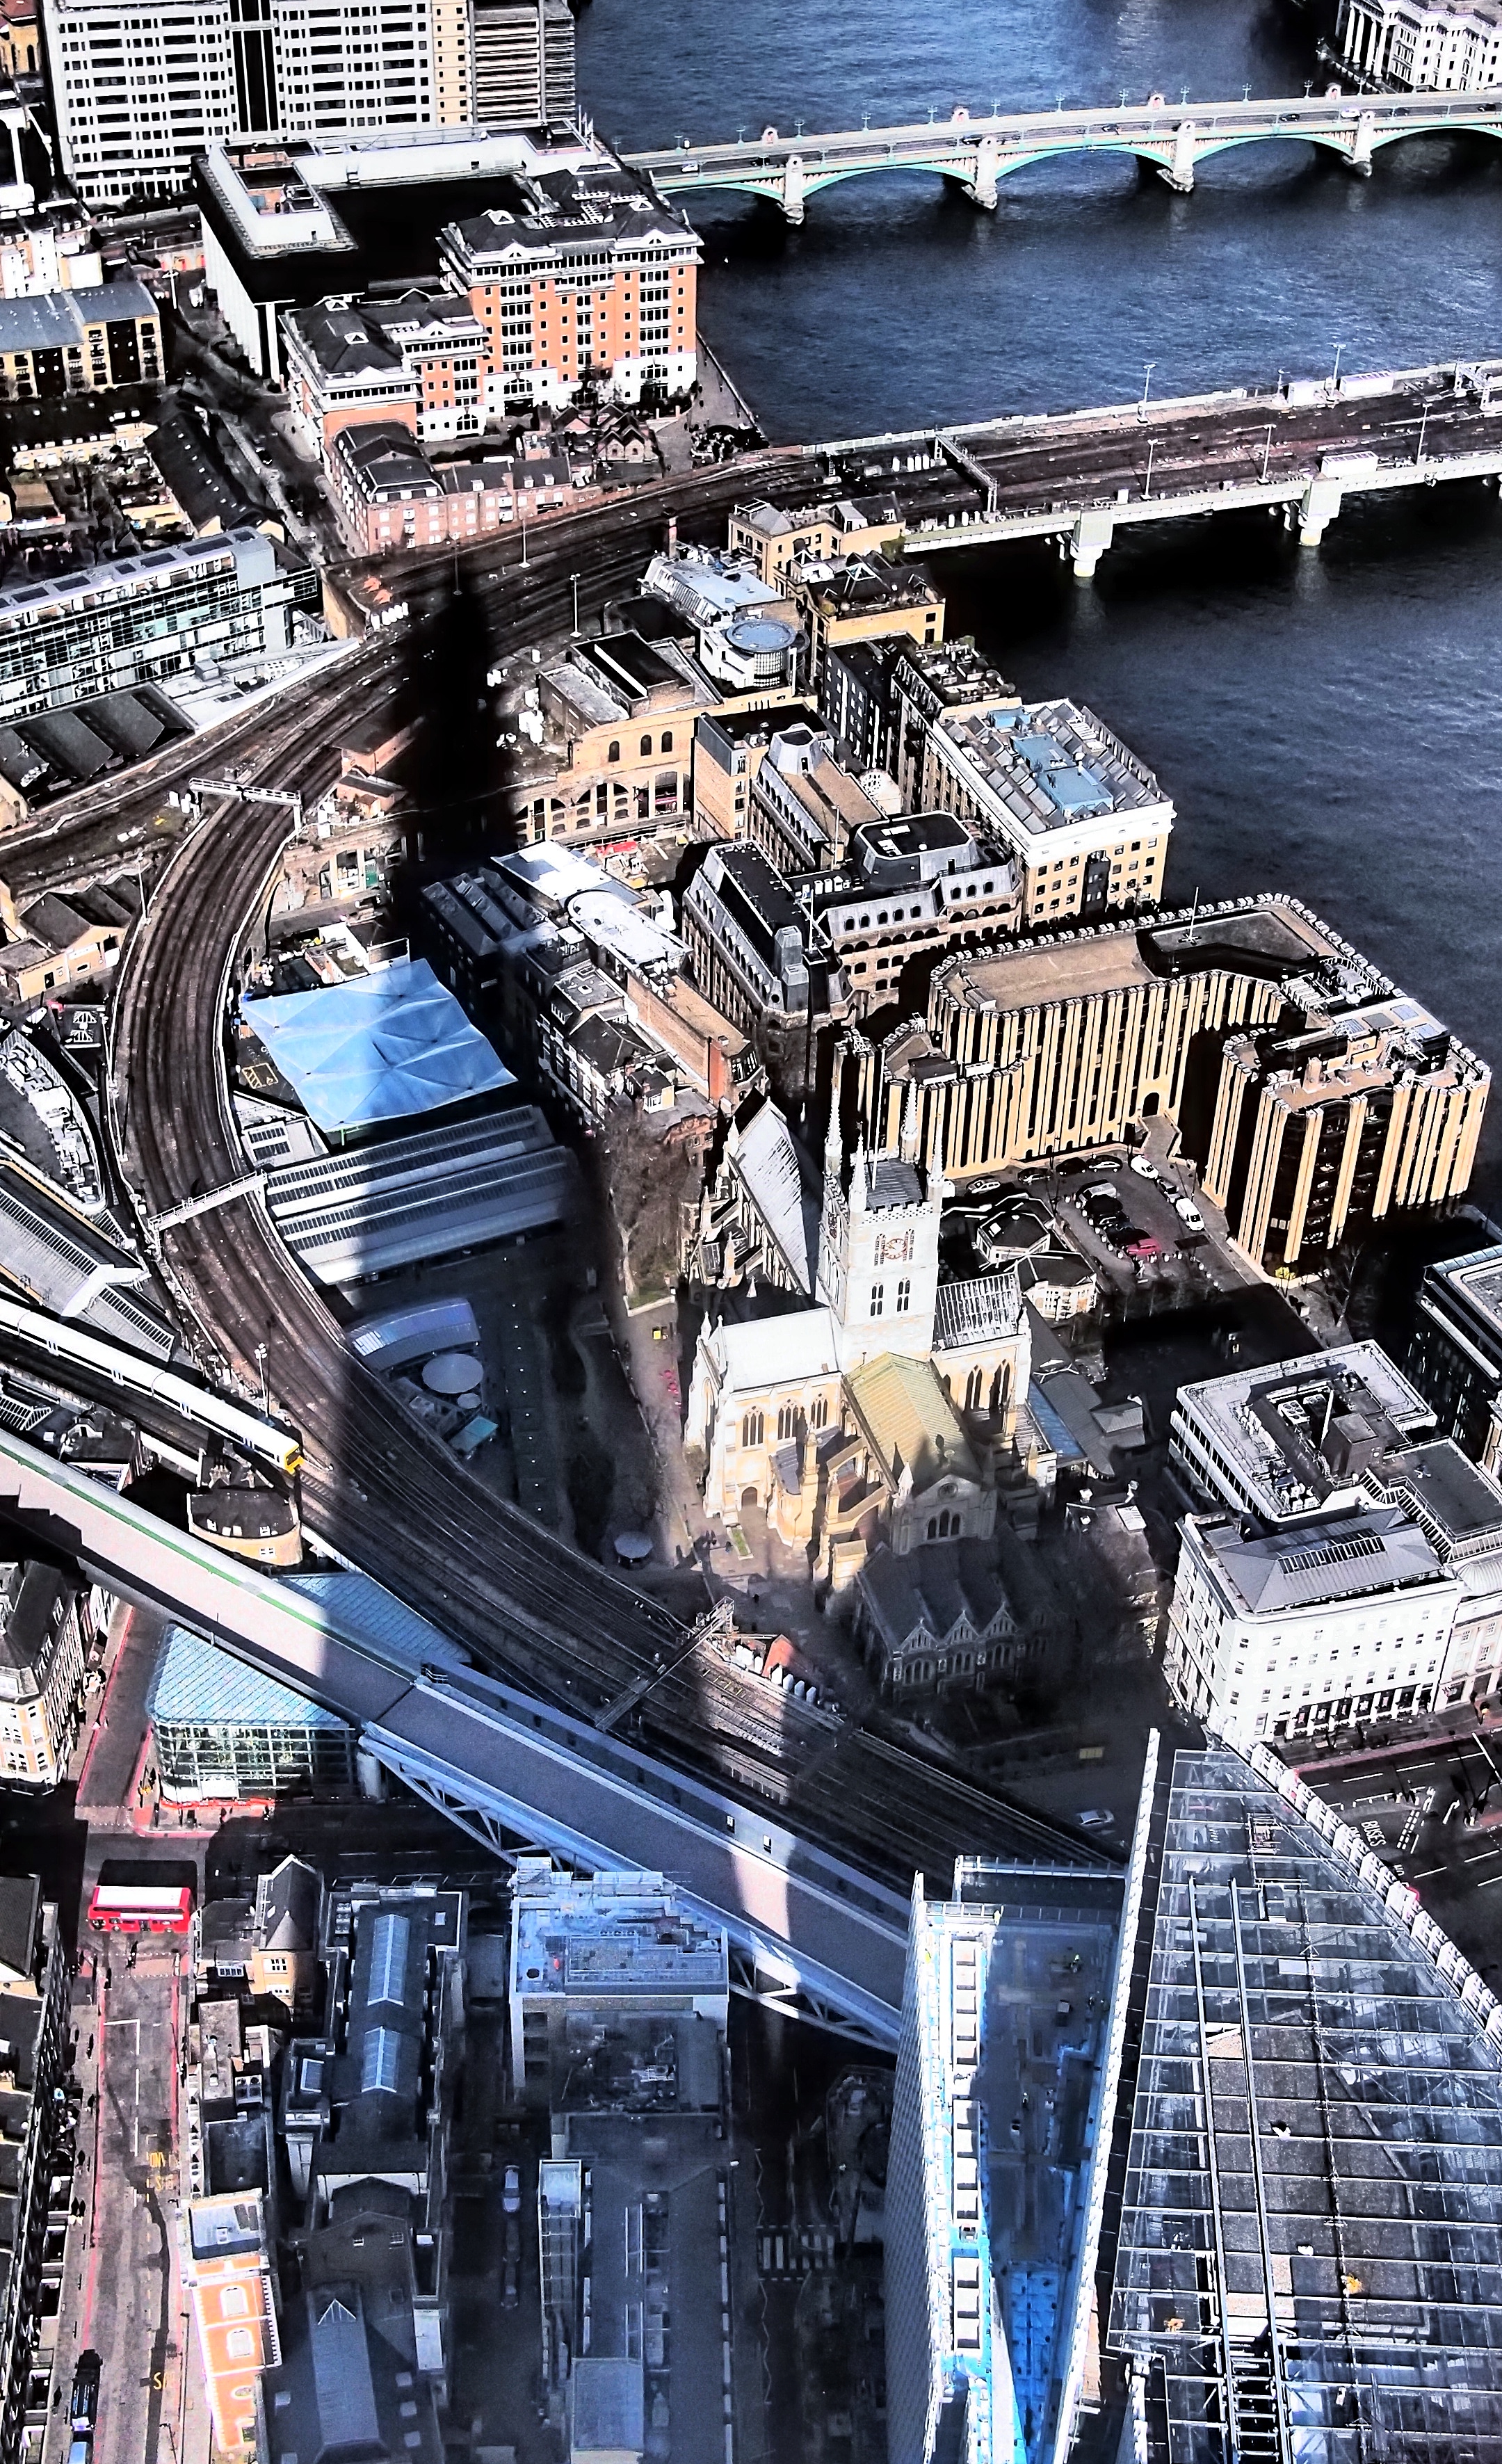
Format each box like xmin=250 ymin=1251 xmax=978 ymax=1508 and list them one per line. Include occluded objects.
xmin=38 ymin=462 xmax=1105 ymax=1890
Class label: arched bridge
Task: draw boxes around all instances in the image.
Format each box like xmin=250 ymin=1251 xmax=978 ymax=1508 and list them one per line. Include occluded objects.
xmin=626 ymin=90 xmax=1502 ymax=223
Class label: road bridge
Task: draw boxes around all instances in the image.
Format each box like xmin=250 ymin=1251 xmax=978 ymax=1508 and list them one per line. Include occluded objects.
xmin=627 ymin=90 xmax=1502 ymax=222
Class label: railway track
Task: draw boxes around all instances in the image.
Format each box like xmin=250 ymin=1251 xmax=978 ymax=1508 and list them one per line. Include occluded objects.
xmin=89 ymin=465 xmax=1108 ymax=1887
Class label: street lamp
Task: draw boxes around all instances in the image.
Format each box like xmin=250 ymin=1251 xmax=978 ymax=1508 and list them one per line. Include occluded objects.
xmin=1138 ymin=360 xmax=1156 ymax=421
xmin=1332 ymin=341 xmax=1345 ymax=390
xmin=570 ymin=572 xmax=581 ymax=636
xmin=254 ymin=1344 xmax=269 ymax=1416
xmin=1143 ymin=439 xmax=1156 ymax=499
xmin=1260 ymin=422 xmax=1274 ymax=483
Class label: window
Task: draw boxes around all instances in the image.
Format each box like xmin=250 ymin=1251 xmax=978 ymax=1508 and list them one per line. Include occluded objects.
xmin=225 ymin=2329 xmax=256 ymax=2361
xmin=809 ymin=1395 xmax=829 ymax=1431
xmin=776 ymin=1403 xmax=796 ymax=1441
xmin=896 ymin=1278 xmax=911 ymax=1314
xmin=661 ymin=730 xmax=673 ymax=752
xmin=741 ymin=1410 xmax=764 ymax=1448
xmin=964 ymin=1366 xmax=984 ymax=1412
xmin=607 ymin=739 xmax=620 ymax=762
xmin=640 ymin=733 xmax=652 ymax=756
xmin=220 ymin=2287 xmax=250 ymax=2319
xmin=869 ymin=1284 xmax=885 ymax=1318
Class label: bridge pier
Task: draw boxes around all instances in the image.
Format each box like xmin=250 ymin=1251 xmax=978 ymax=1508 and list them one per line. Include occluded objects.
xmin=1070 ymin=506 xmax=1114 ymax=579
xmin=1297 ymin=474 xmax=1343 ymax=547
xmin=1157 ymin=120 xmax=1197 ymax=193
xmin=781 ymin=153 xmax=807 ymax=224
xmin=966 ymin=134 xmax=999 ymax=209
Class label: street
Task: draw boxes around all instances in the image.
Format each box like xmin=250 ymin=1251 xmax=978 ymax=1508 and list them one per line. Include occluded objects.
xmin=1302 ymin=1728 xmax=1502 ymax=1986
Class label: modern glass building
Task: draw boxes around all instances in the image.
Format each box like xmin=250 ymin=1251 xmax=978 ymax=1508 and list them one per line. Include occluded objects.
xmin=146 ymin=1619 xmax=356 ymax=1801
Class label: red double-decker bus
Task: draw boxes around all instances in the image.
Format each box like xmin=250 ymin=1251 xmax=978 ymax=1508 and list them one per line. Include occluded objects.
xmin=86 ymin=1882 xmax=194 ymax=1935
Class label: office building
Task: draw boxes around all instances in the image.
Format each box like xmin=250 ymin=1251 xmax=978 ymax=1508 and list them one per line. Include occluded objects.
xmin=0 ymin=1559 xmax=95 ymax=1788
xmin=0 ymin=277 xmax=161 ymax=401
xmin=887 ymin=638 xmax=1021 ymax=809
xmin=197 ymin=124 xmax=691 ymax=390
xmin=1205 ymin=992 xmax=1488 ymax=1275
xmin=853 ymin=900 xmax=1489 ymax=1236
xmin=510 ymin=1864 xmax=734 ymax=2455
xmin=1165 ymin=1344 xmax=1502 ymax=1746
xmin=438 ymin=161 xmax=699 ymax=414
xmin=919 ymin=695 xmax=1172 ymax=924
xmin=0 ymin=530 xmax=293 ymax=727
xmin=282 ymin=288 xmax=485 ymax=459
xmin=507 ymin=1860 xmax=729 ymax=2108
xmin=505 ymin=629 xmax=745 ymax=849
xmin=885 ymin=1855 xmax=1131 ymax=2464
xmin=180 ymin=2192 xmax=280 ymax=2460
xmin=331 ymin=421 xmax=590 ymax=554
xmin=681 ymin=841 xmax=847 ymax=1044
xmin=787 ymin=549 xmax=944 ymax=688
xmin=469 ymin=0 xmax=573 ymax=120
xmin=690 ymin=702 xmax=820 ymax=842
xmin=41 ymin=0 xmax=572 ymax=206
xmin=1406 ymin=1240 xmax=1502 ymax=1462
xmin=1106 ymin=1741 xmax=1502 ymax=2461
xmin=743 ymin=717 xmax=887 ymax=873
xmin=641 ymin=545 xmax=802 ymax=698
xmin=727 ymin=494 xmax=903 ymax=589
xmin=1336 ymin=0 xmax=1502 ymax=88
xmin=0 ymin=1876 xmax=68 ymax=2463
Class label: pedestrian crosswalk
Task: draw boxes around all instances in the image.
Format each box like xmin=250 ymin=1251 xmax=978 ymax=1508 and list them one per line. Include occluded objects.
xmin=757 ymin=2229 xmax=837 ymax=2279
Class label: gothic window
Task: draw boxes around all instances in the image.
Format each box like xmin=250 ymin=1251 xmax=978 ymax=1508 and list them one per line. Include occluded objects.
xmin=896 ymin=1278 xmax=911 ymax=1314
xmin=809 ymin=1395 xmax=829 ymax=1431
xmin=777 ymin=1404 xmax=796 ymax=1441
xmin=741 ymin=1410 xmax=764 ymax=1448
xmin=870 ymin=1284 xmax=885 ymax=1318
xmin=965 ymin=1367 xmax=984 ymax=1412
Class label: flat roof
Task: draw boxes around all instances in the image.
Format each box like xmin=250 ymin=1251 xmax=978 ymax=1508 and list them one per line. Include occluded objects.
xmin=1173 ymin=1342 xmax=1435 ymax=1524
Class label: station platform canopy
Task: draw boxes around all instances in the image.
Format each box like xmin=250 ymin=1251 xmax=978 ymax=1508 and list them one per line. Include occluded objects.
xmin=243 ymin=956 xmax=512 ymax=1136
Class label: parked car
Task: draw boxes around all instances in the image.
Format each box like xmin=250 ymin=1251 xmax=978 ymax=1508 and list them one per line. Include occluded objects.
xmin=504 ymin=2215 xmax=521 ymax=2264
xmin=70 ymin=2356 xmax=102 ymax=2435
xmin=1077 ymin=1807 xmax=1116 ymax=1831
xmin=1129 ymin=1155 xmax=1161 ymax=1180
xmin=502 ymin=2165 xmax=522 ymax=2214
xmin=1174 ymin=1197 xmax=1205 ymax=1230
xmin=1125 ymin=1237 xmax=1164 ymax=1260
xmin=502 ymin=2259 xmax=519 ymax=2310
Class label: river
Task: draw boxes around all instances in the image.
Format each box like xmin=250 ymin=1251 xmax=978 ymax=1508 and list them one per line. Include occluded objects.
xmin=576 ymin=0 xmax=1502 ymax=1211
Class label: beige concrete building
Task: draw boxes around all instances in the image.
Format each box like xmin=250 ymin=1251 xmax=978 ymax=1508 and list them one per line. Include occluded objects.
xmin=788 ymin=551 xmax=944 ymax=689
xmin=1204 ymin=998 xmax=1489 ymax=1275
xmin=181 ymin=2191 xmax=281 ymax=2458
xmin=746 ymin=718 xmax=887 ymax=873
xmin=689 ymin=700 xmax=824 ymax=840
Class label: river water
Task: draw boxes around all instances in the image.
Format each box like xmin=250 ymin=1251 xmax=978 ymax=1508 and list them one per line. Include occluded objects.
xmin=576 ymin=0 xmax=1502 ymax=1210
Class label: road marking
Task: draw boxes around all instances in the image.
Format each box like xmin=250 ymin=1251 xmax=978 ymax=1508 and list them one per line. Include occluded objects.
xmin=1478 ymin=1873 xmax=1502 ymax=1889
xmin=1413 ymin=1865 xmax=1448 ymax=1878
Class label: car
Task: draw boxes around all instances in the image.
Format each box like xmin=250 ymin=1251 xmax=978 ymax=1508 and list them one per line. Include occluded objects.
xmin=1129 ymin=1155 xmax=1160 ymax=1180
xmin=1174 ymin=1197 xmax=1205 ymax=1230
xmin=502 ymin=2259 xmax=519 ymax=2310
xmin=1125 ymin=1237 xmax=1163 ymax=1260
xmin=67 ymin=2440 xmax=92 ymax=2464
xmin=1082 ymin=1181 xmax=1118 ymax=1200
xmin=502 ymin=2165 xmax=522 ymax=2214
xmin=1077 ymin=1807 xmax=1115 ymax=1830
xmin=504 ymin=2215 xmax=521 ymax=2264
xmin=70 ymin=2356 xmax=102 ymax=2434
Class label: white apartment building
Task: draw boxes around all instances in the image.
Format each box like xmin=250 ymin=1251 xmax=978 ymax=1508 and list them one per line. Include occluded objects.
xmin=45 ymin=0 xmax=572 ymax=203
xmin=1167 ymin=1506 xmax=1464 ymax=1755
xmin=1337 ymin=0 xmax=1502 ymax=89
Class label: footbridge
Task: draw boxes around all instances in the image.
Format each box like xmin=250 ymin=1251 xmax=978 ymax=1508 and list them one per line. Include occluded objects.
xmin=627 ymin=89 xmax=1502 ymax=223
xmin=0 ymin=1420 xmax=1079 ymax=2047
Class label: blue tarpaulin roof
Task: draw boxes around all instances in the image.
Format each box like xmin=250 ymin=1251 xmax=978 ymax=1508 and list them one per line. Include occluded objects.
xmin=244 ymin=957 xmax=512 ymax=1134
